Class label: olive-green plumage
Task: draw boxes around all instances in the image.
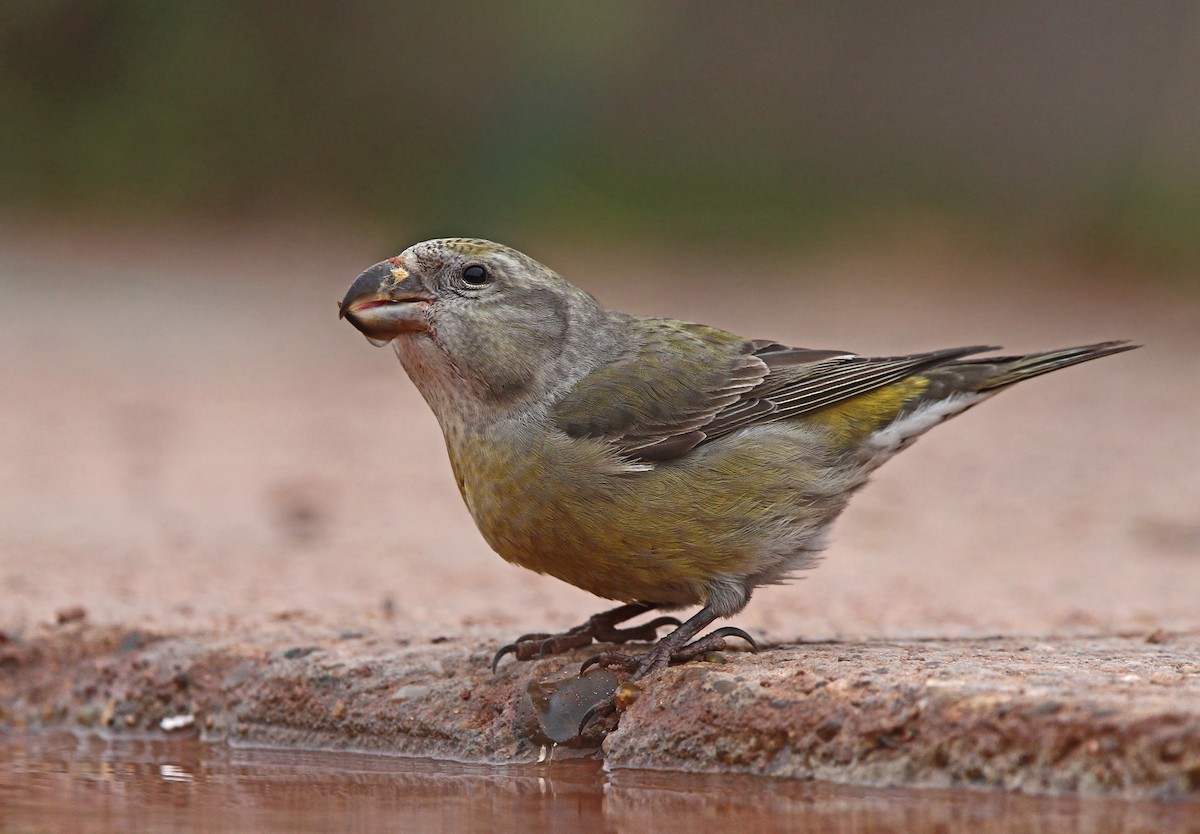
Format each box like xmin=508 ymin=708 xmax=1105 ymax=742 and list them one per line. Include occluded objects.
xmin=340 ymin=238 xmax=1135 ymax=643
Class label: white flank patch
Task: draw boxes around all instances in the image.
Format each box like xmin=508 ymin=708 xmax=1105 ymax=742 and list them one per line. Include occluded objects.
xmin=867 ymin=393 xmax=986 ymax=455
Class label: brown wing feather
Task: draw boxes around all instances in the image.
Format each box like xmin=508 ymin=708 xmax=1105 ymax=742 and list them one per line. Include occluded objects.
xmin=553 ymin=313 xmax=998 ymax=464
xmin=550 ymin=319 xmax=769 ymax=461
xmin=700 ymin=344 xmax=997 ymax=443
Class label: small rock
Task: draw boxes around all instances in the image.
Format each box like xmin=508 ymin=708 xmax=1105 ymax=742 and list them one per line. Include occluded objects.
xmin=160 ymin=714 xmax=195 ymax=732
xmin=118 ymin=631 xmax=147 ymax=653
xmin=1025 ymin=700 xmax=1064 ymax=717
xmin=525 ymin=667 xmax=619 ymax=744
xmin=815 ymin=716 xmax=844 ymax=742
xmin=75 ymin=705 xmax=101 ymax=727
xmin=268 ymin=484 xmax=326 ymax=545
xmin=1145 ymin=629 xmax=1170 ymax=645
xmin=710 ymin=679 xmax=737 ymax=694
xmin=222 ymin=662 xmax=256 ymax=689
xmin=391 ymin=684 xmax=434 ymax=701
xmin=55 ymin=605 xmax=87 ymax=625
xmin=615 ymin=680 xmax=643 ymax=711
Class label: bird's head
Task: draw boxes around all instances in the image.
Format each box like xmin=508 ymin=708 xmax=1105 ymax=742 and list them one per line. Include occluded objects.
xmin=340 ymin=238 xmax=604 ymax=418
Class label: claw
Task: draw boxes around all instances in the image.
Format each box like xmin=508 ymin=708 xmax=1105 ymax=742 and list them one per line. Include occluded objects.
xmin=488 ymin=602 xmax=668 ymax=671
xmin=641 ymin=615 xmax=683 ymax=631
xmin=491 ymin=643 xmax=519 ymax=673
xmin=705 ymin=626 xmax=758 ymax=652
xmin=511 ymin=631 xmax=553 ymax=644
xmin=579 ymin=651 xmax=642 ymax=675
xmin=578 ymin=698 xmax=615 ymax=735
xmin=576 ymin=681 xmax=643 ymax=735
xmin=663 ymin=626 xmax=760 ymax=666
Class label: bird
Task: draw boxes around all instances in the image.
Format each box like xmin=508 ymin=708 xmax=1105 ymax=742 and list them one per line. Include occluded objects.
xmin=339 ymin=237 xmax=1135 ymax=719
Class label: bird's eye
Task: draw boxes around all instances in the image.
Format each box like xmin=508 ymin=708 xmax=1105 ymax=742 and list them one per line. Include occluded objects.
xmin=461 ymin=265 xmax=490 ymax=286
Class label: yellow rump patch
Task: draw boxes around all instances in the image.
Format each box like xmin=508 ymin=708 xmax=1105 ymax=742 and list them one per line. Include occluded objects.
xmin=809 ymin=377 xmax=930 ymax=447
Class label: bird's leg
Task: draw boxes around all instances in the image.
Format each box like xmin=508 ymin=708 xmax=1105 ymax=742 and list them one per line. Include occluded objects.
xmin=576 ymin=605 xmax=758 ymax=734
xmin=581 ymin=605 xmax=756 ymax=678
xmin=491 ymin=602 xmax=682 ymax=671
xmin=583 ymin=625 xmax=760 ymax=674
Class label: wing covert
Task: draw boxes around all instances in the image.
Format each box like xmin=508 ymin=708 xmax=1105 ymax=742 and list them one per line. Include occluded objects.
xmin=551 ymin=314 xmax=997 ymax=463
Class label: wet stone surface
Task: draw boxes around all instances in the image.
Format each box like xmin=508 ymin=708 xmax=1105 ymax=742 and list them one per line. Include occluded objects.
xmin=2 ymin=622 xmax=1198 ymax=798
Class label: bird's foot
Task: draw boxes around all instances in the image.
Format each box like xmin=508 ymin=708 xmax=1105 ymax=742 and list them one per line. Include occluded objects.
xmin=491 ymin=602 xmax=680 ymax=672
xmin=580 ymin=626 xmax=758 ymax=675
xmin=576 ymin=625 xmax=757 ymax=734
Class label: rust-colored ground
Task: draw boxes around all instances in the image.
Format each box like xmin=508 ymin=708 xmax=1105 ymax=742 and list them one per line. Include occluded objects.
xmin=2 ymin=221 xmax=1198 ymax=796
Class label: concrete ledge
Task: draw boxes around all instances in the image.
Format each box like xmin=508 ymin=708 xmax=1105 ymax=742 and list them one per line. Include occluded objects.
xmin=2 ymin=623 xmax=1197 ymax=797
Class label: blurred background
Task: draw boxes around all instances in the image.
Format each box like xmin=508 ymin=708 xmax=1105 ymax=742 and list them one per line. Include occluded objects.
xmin=2 ymin=0 xmax=1199 ymax=265
xmin=1 ymin=2 xmax=1198 ymax=640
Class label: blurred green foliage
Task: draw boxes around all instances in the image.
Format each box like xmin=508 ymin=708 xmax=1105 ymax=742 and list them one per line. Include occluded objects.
xmin=2 ymin=1 xmax=1198 ymax=268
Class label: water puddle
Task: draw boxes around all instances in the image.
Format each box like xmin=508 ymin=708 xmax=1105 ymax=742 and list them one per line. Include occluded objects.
xmin=2 ymin=733 xmax=1196 ymax=833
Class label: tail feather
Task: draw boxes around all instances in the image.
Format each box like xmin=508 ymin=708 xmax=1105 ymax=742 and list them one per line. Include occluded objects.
xmin=861 ymin=340 xmax=1137 ymax=460
xmin=959 ymin=340 xmax=1139 ymax=391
